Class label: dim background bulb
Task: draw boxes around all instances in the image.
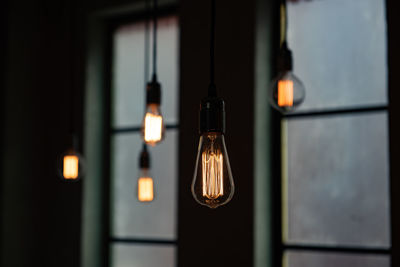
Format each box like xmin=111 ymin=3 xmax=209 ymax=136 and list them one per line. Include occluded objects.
xmin=269 ymin=71 xmax=305 ymax=113
xmin=137 ymin=168 xmax=154 ymax=202
xmin=137 ymin=144 xmax=154 ymax=202
xmin=192 ymin=133 xmax=234 ymax=209
xmin=142 ymin=103 xmax=165 ymax=146
xmin=57 ymin=149 xmax=85 ymax=181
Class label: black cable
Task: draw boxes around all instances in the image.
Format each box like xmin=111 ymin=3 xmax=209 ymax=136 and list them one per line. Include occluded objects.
xmin=145 ymin=0 xmax=150 ymax=85
xmin=208 ymin=0 xmax=217 ymax=97
xmin=69 ymin=0 xmax=76 ymax=135
xmin=152 ymin=0 xmax=158 ymax=80
xmin=280 ymin=0 xmax=288 ymax=47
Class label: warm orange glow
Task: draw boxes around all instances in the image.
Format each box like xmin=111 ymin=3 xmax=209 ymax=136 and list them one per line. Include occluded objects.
xmin=138 ymin=177 xmax=154 ymax=202
xmin=278 ymin=80 xmax=294 ymax=107
xmin=202 ymin=149 xmax=224 ymax=199
xmin=63 ymin=155 xmax=79 ymax=179
xmin=144 ymin=112 xmax=163 ymax=144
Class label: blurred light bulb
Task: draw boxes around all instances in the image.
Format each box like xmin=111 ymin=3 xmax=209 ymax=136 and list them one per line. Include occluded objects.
xmin=143 ymin=104 xmax=164 ymax=145
xmin=137 ymin=144 xmax=154 ymax=202
xmin=138 ymin=170 xmax=154 ymax=202
xmin=192 ymin=132 xmax=234 ymax=209
xmin=58 ymin=149 xmax=84 ymax=181
xmin=270 ymin=42 xmax=305 ymax=113
xmin=63 ymin=155 xmax=79 ymax=179
xmin=270 ymin=71 xmax=305 ymax=113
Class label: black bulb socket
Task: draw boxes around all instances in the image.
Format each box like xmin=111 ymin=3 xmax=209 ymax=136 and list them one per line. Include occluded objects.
xmin=278 ymin=42 xmax=293 ymax=72
xmin=139 ymin=146 xmax=150 ymax=169
xmin=146 ymin=75 xmax=161 ymax=105
xmin=199 ymin=96 xmax=225 ymax=135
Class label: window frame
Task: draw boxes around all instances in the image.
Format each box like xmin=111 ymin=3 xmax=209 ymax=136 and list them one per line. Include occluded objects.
xmin=271 ymin=0 xmax=393 ymax=266
xmin=105 ymin=6 xmax=180 ymax=266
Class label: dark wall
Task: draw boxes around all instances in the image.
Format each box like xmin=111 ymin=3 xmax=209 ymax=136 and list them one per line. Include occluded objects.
xmin=1 ymin=0 xmax=83 ymax=266
xmin=178 ymin=1 xmax=255 ymax=266
xmin=387 ymin=0 xmax=400 ymax=266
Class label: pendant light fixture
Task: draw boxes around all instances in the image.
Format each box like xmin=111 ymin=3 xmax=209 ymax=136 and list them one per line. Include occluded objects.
xmin=191 ymin=0 xmax=234 ymax=209
xmin=58 ymin=135 xmax=85 ymax=181
xmin=142 ymin=0 xmax=165 ymax=146
xmin=269 ymin=1 xmax=305 ymax=113
xmin=137 ymin=2 xmax=154 ymax=203
xmin=137 ymin=144 xmax=154 ymax=202
xmin=57 ymin=1 xmax=85 ymax=181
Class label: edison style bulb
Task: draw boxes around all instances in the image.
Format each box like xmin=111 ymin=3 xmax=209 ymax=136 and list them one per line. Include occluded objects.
xmin=142 ymin=103 xmax=165 ymax=146
xmin=192 ymin=132 xmax=234 ymax=209
xmin=57 ymin=149 xmax=84 ymax=181
xmin=137 ymin=168 xmax=154 ymax=202
xmin=269 ymin=71 xmax=305 ymax=113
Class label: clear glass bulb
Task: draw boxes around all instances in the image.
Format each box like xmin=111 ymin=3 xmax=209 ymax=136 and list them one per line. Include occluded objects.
xmin=57 ymin=149 xmax=84 ymax=181
xmin=191 ymin=133 xmax=234 ymax=208
xmin=269 ymin=71 xmax=305 ymax=113
xmin=137 ymin=168 xmax=154 ymax=202
xmin=142 ymin=104 xmax=165 ymax=146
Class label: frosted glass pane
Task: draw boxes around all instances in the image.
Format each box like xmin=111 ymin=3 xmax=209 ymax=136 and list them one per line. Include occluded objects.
xmin=111 ymin=244 xmax=176 ymax=267
xmin=112 ymin=16 xmax=179 ymax=127
xmin=111 ymin=130 xmax=178 ymax=239
xmin=287 ymin=0 xmax=387 ymax=111
xmin=283 ymin=112 xmax=390 ymax=247
xmin=284 ymin=251 xmax=390 ymax=267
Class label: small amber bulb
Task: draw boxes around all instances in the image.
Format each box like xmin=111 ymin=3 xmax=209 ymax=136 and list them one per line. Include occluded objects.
xmin=58 ymin=149 xmax=84 ymax=181
xmin=143 ymin=104 xmax=164 ymax=146
xmin=137 ymin=144 xmax=154 ymax=202
xmin=270 ymin=71 xmax=305 ymax=113
xmin=138 ymin=175 xmax=154 ymax=202
xmin=63 ymin=155 xmax=79 ymax=179
xmin=278 ymin=80 xmax=294 ymax=107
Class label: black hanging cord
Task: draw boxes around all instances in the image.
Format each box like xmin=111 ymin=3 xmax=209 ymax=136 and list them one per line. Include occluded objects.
xmin=145 ymin=0 xmax=150 ymax=85
xmin=208 ymin=0 xmax=217 ymax=97
xmin=280 ymin=0 xmax=288 ymax=48
xmin=68 ymin=0 xmax=77 ymax=144
xmin=152 ymin=0 xmax=158 ymax=81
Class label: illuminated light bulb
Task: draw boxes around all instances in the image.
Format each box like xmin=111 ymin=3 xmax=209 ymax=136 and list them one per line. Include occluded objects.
xmin=138 ymin=175 xmax=154 ymax=202
xmin=137 ymin=144 xmax=154 ymax=202
xmin=192 ymin=96 xmax=234 ymax=209
xmin=278 ymin=80 xmax=293 ymax=107
xmin=269 ymin=42 xmax=305 ymax=113
xmin=143 ymin=104 xmax=164 ymax=145
xmin=57 ymin=148 xmax=84 ymax=181
xmin=63 ymin=155 xmax=79 ymax=179
xmin=142 ymin=75 xmax=165 ymax=146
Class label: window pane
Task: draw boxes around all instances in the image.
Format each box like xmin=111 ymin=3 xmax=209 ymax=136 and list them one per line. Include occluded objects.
xmin=112 ymin=16 xmax=179 ymax=127
xmin=287 ymin=0 xmax=387 ymax=111
xmin=284 ymin=251 xmax=390 ymax=267
xmin=111 ymin=130 xmax=178 ymax=239
xmin=283 ymin=112 xmax=390 ymax=247
xmin=111 ymin=244 xmax=176 ymax=267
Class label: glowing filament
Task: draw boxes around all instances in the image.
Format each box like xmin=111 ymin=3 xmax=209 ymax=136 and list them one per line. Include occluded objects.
xmin=63 ymin=155 xmax=79 ymax=179
xmin=278 ymin=80 xmax=294 ymax=107
xmin=138 ymin=177 xmax=154 ymax=202
xmin=144 ymin=112 xmax=163 ymax=144
xmin=202 ymin=149 xmax=223 ymax=199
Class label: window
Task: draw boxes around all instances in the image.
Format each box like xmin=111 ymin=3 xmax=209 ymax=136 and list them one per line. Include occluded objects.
xmin=277 ymin=0 xmax=391 ymax=266
xmin=109 ymin=14 xmax=179 ymax=267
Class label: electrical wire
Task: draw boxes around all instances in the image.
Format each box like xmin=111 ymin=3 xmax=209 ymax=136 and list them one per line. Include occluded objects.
xmin=208 ymin=0 xmax=217 ymax=97
xmin=152 ymin=0 xmax=158 ymax=80
xmin=69 ymin=0 xmax=77 ymax=137
xmin=280 ymin=0 xmax=288 ymax=48
xmin=145 ymin=0 xmax=150 ymax=85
